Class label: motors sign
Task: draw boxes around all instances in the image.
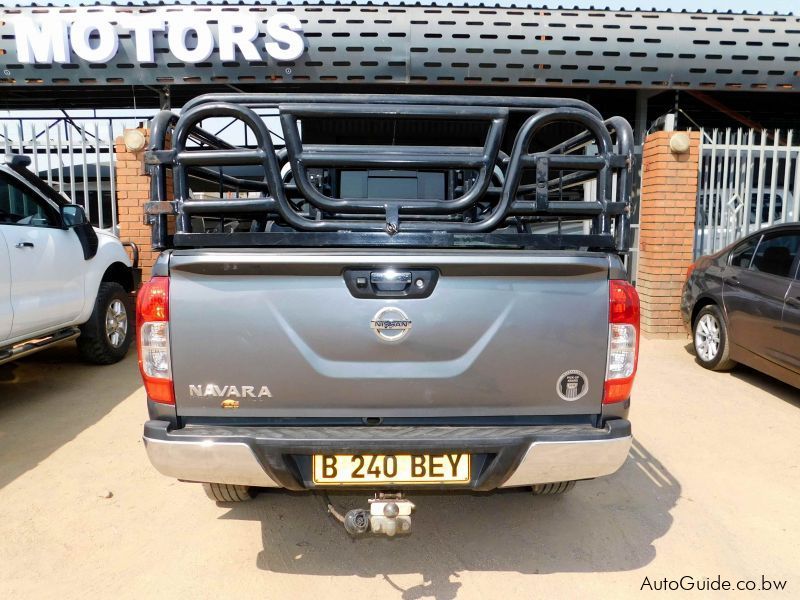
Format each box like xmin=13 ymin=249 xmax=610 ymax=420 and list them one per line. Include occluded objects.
xmin=9 ymin=11 xmax=304 ymax=65
xmin=2 ymin=5 xmax=798 ymax=92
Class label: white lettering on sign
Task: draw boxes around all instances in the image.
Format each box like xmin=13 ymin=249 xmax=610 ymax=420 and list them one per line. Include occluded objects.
xmin=12 ymin=17 xmax=70 ymax=63
xmin=167 ymin=15 xmax=215 ymax=63
xmin=70 ymin=16 xmax=119 ymax=63
xmin=218 ymin=15 xmax=261 ymax=62
xmin=122 ymin=16 xmax=166 ymax=63
xmin=11 ymin=13 xmax=305 ymax=65
xmin=265 ymin=15 xmax=304 ymax=62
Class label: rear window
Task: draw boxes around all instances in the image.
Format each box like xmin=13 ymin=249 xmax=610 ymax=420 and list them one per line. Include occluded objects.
xmin=339 ymin=170 xmax=446 ymax=200
xmin=749 ymin=193 xmax=784 ymax=224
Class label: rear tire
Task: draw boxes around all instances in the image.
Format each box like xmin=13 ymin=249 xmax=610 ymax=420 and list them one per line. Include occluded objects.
xmin=202 ymin=483 xmax=254 ymax=502
xmin=692 ymin=304 xmax=736 ymax=371
xmin=532 ymin=481 xmax=576 ymax=495
xmin=77 ymin=282 xmax=133 ymax=365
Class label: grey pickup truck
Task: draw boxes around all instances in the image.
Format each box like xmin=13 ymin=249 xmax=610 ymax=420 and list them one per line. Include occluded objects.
xmin=138 ymin=94 xmax=639 ymax=536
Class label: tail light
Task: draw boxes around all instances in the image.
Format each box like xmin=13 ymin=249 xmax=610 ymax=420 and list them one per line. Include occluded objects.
xmin=136 ymin=276 xmax=174 ymax=405
xmin=686 ymin=262 xmax=696 ymax=280
xmin=604 ymin=279 xmax=640 ymax=404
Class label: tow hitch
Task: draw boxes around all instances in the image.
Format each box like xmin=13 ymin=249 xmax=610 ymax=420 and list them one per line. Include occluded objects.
xmin=324 ymin=493 xmax=415 ymax=537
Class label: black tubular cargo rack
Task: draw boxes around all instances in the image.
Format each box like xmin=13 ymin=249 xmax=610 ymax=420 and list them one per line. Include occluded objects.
xmin=144 ymin=94 xmax=634 ymax=253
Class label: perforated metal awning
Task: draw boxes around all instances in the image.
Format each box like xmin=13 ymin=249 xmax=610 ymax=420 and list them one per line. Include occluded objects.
xmin=1 ymin=2 xmax=799 ymax=95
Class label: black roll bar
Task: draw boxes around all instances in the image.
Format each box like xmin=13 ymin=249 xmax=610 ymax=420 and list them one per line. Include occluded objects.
xmin=145 ymin=93 xmax=634 ymax=253
xmin=280 ymin=104 xmax=507 ymax=215
xmin=182 ymin=93 xmax=603 ymax=119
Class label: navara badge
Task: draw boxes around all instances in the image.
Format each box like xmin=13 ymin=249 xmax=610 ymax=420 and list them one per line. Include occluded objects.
xmin=370 ymin=307 xmax=412 ymax=343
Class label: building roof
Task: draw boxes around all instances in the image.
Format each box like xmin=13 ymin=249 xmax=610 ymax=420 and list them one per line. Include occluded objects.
xmin=1 ymin=1 xmax=798 ymax=111
xmin=1 ymin=1 xmax=795 ymax=17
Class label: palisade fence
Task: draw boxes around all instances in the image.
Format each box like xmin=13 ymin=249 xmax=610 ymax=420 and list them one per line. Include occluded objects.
xmin=0 ymin=115 xmax=154 ymax=233
xmin=1 ymin=112 xmax=286 ymax=235
xmin=695 ymin=128 xmax=800 ymax=258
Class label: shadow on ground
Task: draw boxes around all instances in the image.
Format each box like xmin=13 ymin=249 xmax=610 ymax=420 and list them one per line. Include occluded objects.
xmin=0 ymin=342 xmax=141 ymax=490
xmin=729 ymin=366 xmax=800 ymax=407
xmin=683 ymin=342 xmax=800 ymax=408
xmin=221 ymin=439 xmax=678 ymax=597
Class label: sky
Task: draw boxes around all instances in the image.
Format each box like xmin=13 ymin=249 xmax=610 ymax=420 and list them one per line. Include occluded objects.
xmin=6 ymin=0 xmax=797 ymax=15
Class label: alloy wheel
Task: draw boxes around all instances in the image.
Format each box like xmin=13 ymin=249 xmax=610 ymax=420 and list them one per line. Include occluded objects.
xmin=695 ymin=313 xmax=721 ymax=362
xmin=105 ymin=299 xmax=128 ymax=348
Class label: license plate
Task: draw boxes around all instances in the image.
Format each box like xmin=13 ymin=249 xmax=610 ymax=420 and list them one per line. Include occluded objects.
xmin=312 ymin=453 xmax=470 ymax=485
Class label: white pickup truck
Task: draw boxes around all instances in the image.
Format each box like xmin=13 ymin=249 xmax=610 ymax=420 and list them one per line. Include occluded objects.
xmin=0 ymin=154 xmax=138 ymax=366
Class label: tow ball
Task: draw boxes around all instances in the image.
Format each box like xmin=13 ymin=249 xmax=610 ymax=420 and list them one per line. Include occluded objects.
xmin=326 ymin=493 xmax=415 ymax=537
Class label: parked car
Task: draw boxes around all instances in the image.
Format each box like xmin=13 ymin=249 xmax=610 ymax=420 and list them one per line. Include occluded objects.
xmin=682 ymin=223 xmax=800 ymax=388
xmin=695 ymin=189 xmax=796 ymax=255
xmin=748 ymin=190 xmax=794 ymax=225
xmin=0 ymin=154 xmax=139 ymax=366
xmin=138 ymin=95 xmax=638 ymax=536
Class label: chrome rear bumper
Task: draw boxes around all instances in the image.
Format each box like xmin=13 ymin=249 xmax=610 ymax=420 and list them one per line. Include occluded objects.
xmin=143 ymin=419 xmax=631 ymax=490
xmin=500 ymin=435 xmax=632 ymax=487
xmin=144 ymin=436 xmax=279 ymax=487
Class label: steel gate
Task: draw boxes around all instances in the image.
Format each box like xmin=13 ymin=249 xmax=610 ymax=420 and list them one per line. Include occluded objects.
xmin=0 ymin=115 xmax=149 ymax=234
xmin=695 ymin=128 xmax=800 ymax=258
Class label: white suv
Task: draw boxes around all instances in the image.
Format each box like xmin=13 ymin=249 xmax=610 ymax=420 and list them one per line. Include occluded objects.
xmin=0 ymin=154 xmax=138 ymax=365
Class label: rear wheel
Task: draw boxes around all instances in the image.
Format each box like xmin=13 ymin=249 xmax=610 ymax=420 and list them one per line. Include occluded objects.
xmin=692 ymin=305 xmax=736 ymax=371
xmin=202 ymin=483 xmax=254 ymax=502
xmin=532 ymin=481 xmax=576 ymax=495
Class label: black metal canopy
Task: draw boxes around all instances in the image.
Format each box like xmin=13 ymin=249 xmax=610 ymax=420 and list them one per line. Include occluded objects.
xmin=1 ymin=2 xmax=798 ymax=102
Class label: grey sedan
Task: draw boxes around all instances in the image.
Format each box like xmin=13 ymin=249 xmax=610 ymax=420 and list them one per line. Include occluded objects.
xmin=681 ymin=224 xmax=800 ymax=389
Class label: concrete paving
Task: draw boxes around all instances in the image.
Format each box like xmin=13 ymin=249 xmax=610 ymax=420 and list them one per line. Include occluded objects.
xmin=1 ymin=338 xmax=798 ymax=599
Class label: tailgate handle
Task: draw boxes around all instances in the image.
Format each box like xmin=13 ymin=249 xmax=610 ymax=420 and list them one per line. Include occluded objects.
xmin=370 ymin=270 xmax=412 ymax=292
xmin=344 ymin=268 xmax=438 ymax=299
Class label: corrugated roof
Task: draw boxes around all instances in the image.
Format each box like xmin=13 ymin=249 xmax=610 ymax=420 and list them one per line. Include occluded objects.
xmin=1 ymin=1 xmax=795 ymax=18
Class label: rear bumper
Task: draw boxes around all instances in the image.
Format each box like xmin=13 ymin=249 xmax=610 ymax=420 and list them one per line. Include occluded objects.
xmin=680 ymin=286 xmax=693 ymax=332
xmin=143 ymin=419 xmax=631 ymax=491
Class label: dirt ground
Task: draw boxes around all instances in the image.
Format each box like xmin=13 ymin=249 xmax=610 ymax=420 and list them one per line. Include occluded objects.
xmin=1 ymin=337 xmax=799 ymax=599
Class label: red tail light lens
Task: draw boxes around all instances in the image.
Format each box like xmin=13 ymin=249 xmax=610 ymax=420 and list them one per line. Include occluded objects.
xmin=686 ymin=262 xmax=696 ymax=280
xmin=137 ymin=276 xmax=169 ymax=322
xmin=604 ymin=279 xmax=640 ymax=404
xmin=136 ymin=276 xmax=174 ymax=405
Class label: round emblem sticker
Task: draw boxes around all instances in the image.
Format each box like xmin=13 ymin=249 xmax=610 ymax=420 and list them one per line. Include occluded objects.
xmin=557 ymin=370 xmax=588 ymax=401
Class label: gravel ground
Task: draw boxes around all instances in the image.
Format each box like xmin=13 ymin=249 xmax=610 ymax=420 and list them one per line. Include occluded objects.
xmin=1 ymin=338 xmax=798 ymax=599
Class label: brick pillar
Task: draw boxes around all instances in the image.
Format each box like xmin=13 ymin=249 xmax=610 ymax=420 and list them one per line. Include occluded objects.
xmin=115 ymin=128 xmax=159 ymax=282
xmin=637 ymin=130 xmax=701 ymax=339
